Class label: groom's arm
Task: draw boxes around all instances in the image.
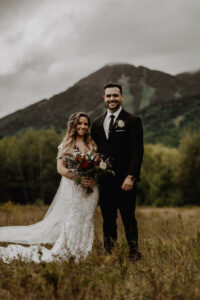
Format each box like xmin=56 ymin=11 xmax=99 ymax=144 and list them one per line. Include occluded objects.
xmin=121 ymin=116 xmax=144 ymax=191
xmin=128 ymin=116 xmax=144 ymax=181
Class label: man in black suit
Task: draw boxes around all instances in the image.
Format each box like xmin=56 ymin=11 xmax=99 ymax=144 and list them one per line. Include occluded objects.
xmin=91 ymin=82 xmax=144 ymax=261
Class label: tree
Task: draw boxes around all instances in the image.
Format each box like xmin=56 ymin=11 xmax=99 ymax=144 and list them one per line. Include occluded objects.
xmin=177 ymin=130 xmax=200 ymax=205
xmin=0 ymin=128 xmax=61 ymax=204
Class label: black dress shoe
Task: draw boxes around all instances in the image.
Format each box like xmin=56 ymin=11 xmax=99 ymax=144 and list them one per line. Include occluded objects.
xmin=129 ymin=251 xmax=142 ymax=263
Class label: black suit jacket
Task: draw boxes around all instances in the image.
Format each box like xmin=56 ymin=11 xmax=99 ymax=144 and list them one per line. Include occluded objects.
xmin=91 ymin=109 xmax=144 ymax=181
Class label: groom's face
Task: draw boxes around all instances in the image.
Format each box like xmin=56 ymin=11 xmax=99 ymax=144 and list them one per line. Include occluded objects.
xmin=104 ymin=87 xmax=123 ymax=112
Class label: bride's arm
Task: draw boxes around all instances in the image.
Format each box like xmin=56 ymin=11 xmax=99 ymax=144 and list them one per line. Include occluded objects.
xmin=57 ymin=149 xmax=75 ymax=180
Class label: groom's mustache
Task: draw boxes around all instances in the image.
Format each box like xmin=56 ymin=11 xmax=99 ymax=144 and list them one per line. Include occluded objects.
xmin=108 ymin=100 xmax=119 ymax=103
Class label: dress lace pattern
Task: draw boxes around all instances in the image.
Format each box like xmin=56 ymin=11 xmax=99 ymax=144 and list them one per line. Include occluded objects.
xmin=0 ymin=147 xmax=99 ymax=263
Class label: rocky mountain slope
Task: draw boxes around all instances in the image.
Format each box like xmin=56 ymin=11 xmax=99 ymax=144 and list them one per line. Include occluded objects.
xmin=0 ymin=63 xmax=199 ymax=145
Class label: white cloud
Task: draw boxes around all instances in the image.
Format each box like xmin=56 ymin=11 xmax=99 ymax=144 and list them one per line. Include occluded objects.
xmin=0 ymin=0 xmax=200 ymax=118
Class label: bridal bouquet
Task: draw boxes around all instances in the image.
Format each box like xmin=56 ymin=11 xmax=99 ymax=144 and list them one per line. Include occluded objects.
xmin=63 ymin=149 xmax=115 ymax=194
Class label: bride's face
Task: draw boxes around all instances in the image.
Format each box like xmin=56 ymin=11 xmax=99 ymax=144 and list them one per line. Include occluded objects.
xmin=75 ymin=116 xmax=89 ymax=137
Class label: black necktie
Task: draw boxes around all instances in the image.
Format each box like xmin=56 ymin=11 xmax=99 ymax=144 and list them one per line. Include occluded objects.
xmin=108 ymin=115 xmax=115 ymax=138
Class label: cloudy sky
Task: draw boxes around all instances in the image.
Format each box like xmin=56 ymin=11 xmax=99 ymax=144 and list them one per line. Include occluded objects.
xmin=0 ymin=0 xmax=200 ymax=118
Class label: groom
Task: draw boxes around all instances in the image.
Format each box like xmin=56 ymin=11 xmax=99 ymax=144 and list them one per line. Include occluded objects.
xmin=91 ymin=82 xmax=144 ymax=261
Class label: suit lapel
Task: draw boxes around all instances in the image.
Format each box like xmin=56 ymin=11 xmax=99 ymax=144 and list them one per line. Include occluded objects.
xmin=98 ymin=112 xmax=107 ymax=140
xmin=100 ymin=112 xmax=107 ymax=127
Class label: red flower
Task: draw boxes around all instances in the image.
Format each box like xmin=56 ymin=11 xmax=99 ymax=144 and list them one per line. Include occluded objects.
xmin=75 ymin=155 xmax=81 ymax=161
xmin=80 ymin=160 xmax=89 ymax=169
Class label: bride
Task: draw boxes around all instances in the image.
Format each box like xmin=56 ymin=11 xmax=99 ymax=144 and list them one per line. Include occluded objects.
xmin=0 ymin=112 xmax=99 ymax=263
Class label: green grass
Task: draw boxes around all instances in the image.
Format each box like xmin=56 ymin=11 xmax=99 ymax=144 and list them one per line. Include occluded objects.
xmin=0 ymin=204 xmax=200 ymax=299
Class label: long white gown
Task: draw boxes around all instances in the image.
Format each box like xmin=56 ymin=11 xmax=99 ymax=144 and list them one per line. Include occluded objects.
xmin=0 ymin=150 xmax=99 ymax=263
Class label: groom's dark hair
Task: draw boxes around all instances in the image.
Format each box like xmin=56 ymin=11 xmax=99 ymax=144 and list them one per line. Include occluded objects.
xmin=104 ymin=82 xmax=123 ymax=94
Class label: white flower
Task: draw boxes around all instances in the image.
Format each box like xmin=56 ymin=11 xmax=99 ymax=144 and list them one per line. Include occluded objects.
xmin=117 ymin=120 xmax=125 ymax=128
xmin=99 ymin=161 xmax=107 ymax=170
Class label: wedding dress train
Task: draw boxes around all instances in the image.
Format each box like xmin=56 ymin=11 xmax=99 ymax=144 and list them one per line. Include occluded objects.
xmin=0 ymin=176 xmax=98 ymax=263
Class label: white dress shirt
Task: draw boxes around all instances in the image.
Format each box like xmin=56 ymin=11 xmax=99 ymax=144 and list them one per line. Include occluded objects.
xmin=103 ymin=106 xmax=122 ymax=139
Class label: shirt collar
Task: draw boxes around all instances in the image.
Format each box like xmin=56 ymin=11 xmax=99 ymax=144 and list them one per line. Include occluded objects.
xmin=106 ymin=106 xmax=122 ymax=119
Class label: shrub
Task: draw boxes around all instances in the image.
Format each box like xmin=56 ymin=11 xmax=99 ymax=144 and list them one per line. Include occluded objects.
xmin=137 ymin=144 xmax=181 ymax=206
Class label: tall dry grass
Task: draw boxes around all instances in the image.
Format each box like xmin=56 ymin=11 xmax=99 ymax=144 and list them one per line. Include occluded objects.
xmin=0 ymin=203 xmax=200 ymax=299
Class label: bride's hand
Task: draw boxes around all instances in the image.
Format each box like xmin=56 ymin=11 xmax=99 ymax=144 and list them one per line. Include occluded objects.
xmin=81 ymin=177 xmax=96 ymax=188
xmin=94 ymin=153 xmax=101 ymax=161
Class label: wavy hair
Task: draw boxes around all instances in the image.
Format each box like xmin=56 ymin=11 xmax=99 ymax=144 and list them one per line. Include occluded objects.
xmin=61 ymin=112 xmax=97 ymax=154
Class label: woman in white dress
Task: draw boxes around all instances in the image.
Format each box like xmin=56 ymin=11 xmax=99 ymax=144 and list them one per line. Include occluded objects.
xmin=0 ymin=112 xmax=99 ymax=263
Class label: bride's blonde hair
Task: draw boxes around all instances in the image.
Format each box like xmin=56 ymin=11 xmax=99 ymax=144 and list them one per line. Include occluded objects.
xmin=61 ymin=112 xmax=97 ymax=154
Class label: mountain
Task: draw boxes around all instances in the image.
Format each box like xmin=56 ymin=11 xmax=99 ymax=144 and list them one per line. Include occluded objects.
xmin=0 ymin=63 xmax=200 ymax=145
xmin=176 ymin=70 xmax=200 ymax=87
xmin=140 ymin=94 xmax=200 ymax=146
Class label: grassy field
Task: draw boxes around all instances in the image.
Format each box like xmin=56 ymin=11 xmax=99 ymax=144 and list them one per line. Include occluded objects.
xmin=0 ymin=203 xmax=200 ymax=300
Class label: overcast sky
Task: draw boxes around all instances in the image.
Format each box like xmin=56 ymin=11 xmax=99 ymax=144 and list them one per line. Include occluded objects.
xmin=0 ymin=0 xmax=200 ymax=118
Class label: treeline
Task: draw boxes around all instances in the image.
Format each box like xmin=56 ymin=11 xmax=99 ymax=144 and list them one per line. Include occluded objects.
xmin=0 ymin=128 xmax=61 ymax=204
xmin=0 ymin=128 xmax=199 ymax=206
xmin=138 ymin=130 xmax=200 ymax=206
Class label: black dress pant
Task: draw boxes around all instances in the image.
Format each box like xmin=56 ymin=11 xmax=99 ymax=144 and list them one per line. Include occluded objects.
xmin=99 ymin=175 xmax=138 ymax=254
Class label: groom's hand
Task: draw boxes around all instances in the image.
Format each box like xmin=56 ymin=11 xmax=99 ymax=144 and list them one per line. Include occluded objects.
xmin=121 ymin=176 xmax=135 ymax=191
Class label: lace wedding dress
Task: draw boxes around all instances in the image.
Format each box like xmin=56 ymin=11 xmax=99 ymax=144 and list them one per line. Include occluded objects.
xmin=0 ymin=147 xmax=99 ymax=263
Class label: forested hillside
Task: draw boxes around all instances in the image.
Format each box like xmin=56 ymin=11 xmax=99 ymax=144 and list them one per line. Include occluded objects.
xmin=0 ymin=64 xmax=200 ymax=146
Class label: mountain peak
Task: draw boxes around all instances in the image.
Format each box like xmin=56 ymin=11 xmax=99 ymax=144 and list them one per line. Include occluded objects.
xmin=0 ymin=63 xmax=200 ymax=140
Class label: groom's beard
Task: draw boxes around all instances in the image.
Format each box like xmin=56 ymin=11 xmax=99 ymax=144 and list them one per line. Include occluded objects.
xmin=106 ymin=102 xmax=121 ymax=112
